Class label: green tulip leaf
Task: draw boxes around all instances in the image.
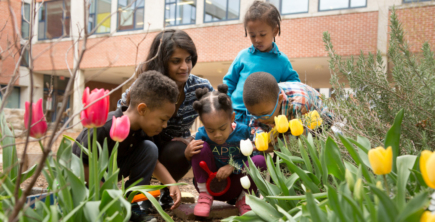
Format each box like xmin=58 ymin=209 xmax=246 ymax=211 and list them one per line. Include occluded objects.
xmin=245 ymin=195 xmax=282 ymax=221
xmin=221 ymin=210 xmax=264 ymax=222
xmin=368 ymin=184 xmax=398 ymax=221
xmin=305 ymin=191 xmax=326 ymax=222
xmin=396 ymin=191 xmax=429 ymax=222
xmin=396 ymin=155 xmax=417 ymax=210
xmin=326 ymin=184 xmax=348 ymax=222
xmin=324 ymin=137 xmax=346 ymax=181
xmin=384 ymin=109 xmax=404 ymax=172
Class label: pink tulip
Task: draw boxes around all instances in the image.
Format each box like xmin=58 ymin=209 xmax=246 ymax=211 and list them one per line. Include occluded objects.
xmin=24 ymin=98 xmax=47 ymax=138
xmin=110 ymin=116 xmax=130 ymax=142
xmin=81 ymin=87 xmax=110 ymax=128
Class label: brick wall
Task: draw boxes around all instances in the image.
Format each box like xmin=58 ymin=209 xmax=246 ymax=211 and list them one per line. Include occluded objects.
xmin=32 ymin=11 xmax=379 ymax=71
xmin=392 ymin=5 xmax=435 ymax=52
xmin=0 ymin=0 xmax=22 ymax=85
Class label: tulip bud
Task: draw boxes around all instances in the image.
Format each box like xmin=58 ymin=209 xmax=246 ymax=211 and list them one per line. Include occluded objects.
xmin=255 ymin=132 xmax=269 ymax=152
xmin=24 ymin=98 xmax=48 ymax=138
xmin=368 ymin=146 xmax=393 ymax=175
xmin=110 ymin=116 xmax=130 ymax=142
xmin=240 ymin=176 xmax=251 ymax=190
xmin=274 ymin=115 xmax=289 ymax=133
xmin=345 ymin=169 xmax=355 ymax=191
xmin=305 ymin=110 xmax=323 ymax=130
xmin=289 ymin=119 xmax=304 ymax=136
xmin=420 ymin=211 xmax=435 ymax=222
xmin=353 ymin=179 xmax=363 ymax=201
xmin=420 ymin=150 xmax=435 ymax=189
xmin=81 ymin=87 xmax=110 ymax=128
xmin=240 ymin=139 xmax=254 ymax=156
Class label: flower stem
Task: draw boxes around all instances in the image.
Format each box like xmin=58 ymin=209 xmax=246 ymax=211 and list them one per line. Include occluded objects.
xmin=383 ymin=175 xmax=389 ymax=196
xmin=93 ymin=127 xmax=99 ymax=200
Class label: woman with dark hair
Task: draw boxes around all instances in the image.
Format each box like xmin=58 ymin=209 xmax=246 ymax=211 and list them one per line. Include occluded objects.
xmin=118 ymin=29 xmax=214 ymax=210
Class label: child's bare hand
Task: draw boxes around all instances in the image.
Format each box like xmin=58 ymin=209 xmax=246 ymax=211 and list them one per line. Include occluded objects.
xmin=184 ymin=140 xmax=204 ymax=161
xmin=216 ymin=165 xmax=234 ymax=181
xmin=169 ymin=186 xmax=181 ymax=210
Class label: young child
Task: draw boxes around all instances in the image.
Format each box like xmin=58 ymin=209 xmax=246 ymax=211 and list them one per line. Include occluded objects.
xmin=243 ymin=72 xmax=334 ymax=152
xmin=72 ymin=71 xmax=182 ymax=220
xmin=187 ymin=84 xmax=266 ymax=217
xmin=223 ymin=1 xmax=300 ymax=125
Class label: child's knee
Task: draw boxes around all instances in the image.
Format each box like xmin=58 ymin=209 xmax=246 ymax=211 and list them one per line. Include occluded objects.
xmin=142 ymin=140 xmax=159 ymax=161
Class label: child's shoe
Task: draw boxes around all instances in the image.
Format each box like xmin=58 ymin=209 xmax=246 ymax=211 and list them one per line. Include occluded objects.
xmin=235 ymin=196 xmax=252 ymax=215
xmin=194 ymin=192 xmax=213 ymax=217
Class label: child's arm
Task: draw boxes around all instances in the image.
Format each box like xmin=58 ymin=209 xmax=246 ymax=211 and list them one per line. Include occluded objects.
xmin=215 ymin=165 xmax=235 ymax=181
xmin=153 ymin=160 xmax=181 ymax=210
xmin=223 ymin=56 xmax=242 ymax=96
xmin=281 ymin=61 xmax=301 ymax=83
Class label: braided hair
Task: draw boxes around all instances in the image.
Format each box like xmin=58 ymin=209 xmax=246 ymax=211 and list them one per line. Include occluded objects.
xmin=193 ymin=84 xmax=233 ymax=118
xmin=244 ymin=1 xmax=281 ymax=39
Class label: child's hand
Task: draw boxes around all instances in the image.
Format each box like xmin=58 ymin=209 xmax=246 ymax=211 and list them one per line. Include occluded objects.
xmin=216 ymin=165 xmax=234 ymax=181
xmin=184 ymin=140 xmax=204 ymax=161
xmin=169 ymin=186 xmax=181 ymax=210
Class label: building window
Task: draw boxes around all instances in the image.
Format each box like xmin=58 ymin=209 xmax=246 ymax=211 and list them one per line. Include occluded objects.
xmin=38 ymin=0 xmax=71 ymax=40
xmin=268 ymin=0 xmax=308 ymax=15
xmin=403 ymin=0 xmax=431 ymax=2
xmin=165 ymin=0 xmax=197 ymax=27
xmin=319 ymin=0 xmax=366 ymax=11
xmin=20 ymin=45 xmax=29 ymax=67
xmin=89 ymin=0 xmax=112 ymax=33
xmin=204 ymin=0 xmax=239 ymax=22
xmin=22 ymin=3 xmax=30 ymax=39
xmin=0 ymin=85 xmax=21 ymax=109
xmin=117 ymin=0 xmax=144 ymax=31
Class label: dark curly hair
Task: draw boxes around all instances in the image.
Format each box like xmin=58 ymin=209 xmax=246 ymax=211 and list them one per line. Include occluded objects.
xmin=243 ymin=72 xmax=280 ymax=107
xmin=129 ymin=70 xmax=179 ymax=109
xmin=244 ymin=1 xmax=281 ymax=39
xmin=193 ymin=84 xmax=233 ymax=118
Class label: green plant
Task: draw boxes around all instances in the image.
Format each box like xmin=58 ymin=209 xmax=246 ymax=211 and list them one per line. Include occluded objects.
xmin=323 ymin=8 xmax=435 ymax=153
xmin=223 ymin=109 xmax=432 ymax=222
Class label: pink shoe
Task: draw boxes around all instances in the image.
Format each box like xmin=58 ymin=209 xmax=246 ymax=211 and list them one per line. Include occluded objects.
xmin=194 ymin=192 xmax=213 ymax=217
xmin=236 ymin=196 xmax=252 ymax=215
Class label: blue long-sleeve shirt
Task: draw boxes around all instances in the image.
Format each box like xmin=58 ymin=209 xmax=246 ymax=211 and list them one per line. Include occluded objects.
xmin=223 ymin=42 xmax=300 ymax=111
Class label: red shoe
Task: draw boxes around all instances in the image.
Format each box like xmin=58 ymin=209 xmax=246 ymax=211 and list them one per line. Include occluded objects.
xmin=236 ymin=196 xmax=252 ymax=215
xmin=194 ymin=192 xmax=213 ymax=217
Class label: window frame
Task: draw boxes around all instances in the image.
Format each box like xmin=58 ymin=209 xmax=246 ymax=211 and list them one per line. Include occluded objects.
xmin=403 ymin=0 xmax=431 ymax=3
xmin=20 ymin=45 xmax=29 ymax=68
xmin=38 ymin=0 xmax=71 ymax=40
xmin=116 ymin=0 xmax=145 ymax=32
xmin=267 ymin=0 xmax=309 ymax=15
xmin=318 ymin=0 xmax=367 ymax=12
xmin=0 ymin=85 xmax=21 ymax=109
xmin=89 ymin=0 xmax=112 ymax=34
xmin=164 ymin=0 xmax=197 ymax=27
xmin=203 ymin=0 xmax=240 ymax=23
xmin=21 ymin=3 xmax=30 ymax=39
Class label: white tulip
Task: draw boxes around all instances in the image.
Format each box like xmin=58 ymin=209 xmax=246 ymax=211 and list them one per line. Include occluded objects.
xmin=240 ymin=176 xmax=251 ymax=190
xmin=240 ymin=139 xmax=253 ymax=156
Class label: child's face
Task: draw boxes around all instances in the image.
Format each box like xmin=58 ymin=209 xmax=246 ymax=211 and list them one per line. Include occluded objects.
xmin=246 ymin=93 xmax=284 ymax=125
xmin=137 ymin=101 xmax=175 ymax=137
xmin=201 ymin=110 xmax=235 ymax=145
xmin=167 ymin=47 xmax=192 ymax=86
xmin=246 ymin=20 xmax=279 ymax=52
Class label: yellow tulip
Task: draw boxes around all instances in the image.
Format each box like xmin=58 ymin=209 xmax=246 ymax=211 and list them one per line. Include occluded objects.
xmin=255 ymin=132 xmax=269 ymax=152
xmin=368 ymin=146 xmax=392 ymax=175
xmin=420 ymin=211 xmax=435 ymax=222
xmin=305 ymin=110 xmax=323 ymax=130
xmin=353 ymin=179 xmax=363 ymax=201
xmin=420 ymin=150 xmax=435 ymax=189
xmin=289 ymin=119 xmax=304 ymax=136
xmin=274 ymin=115 xmax=289 ymax=133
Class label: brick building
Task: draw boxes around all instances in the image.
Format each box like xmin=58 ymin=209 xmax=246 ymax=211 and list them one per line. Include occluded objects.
xmin=1 ymin=0 xmax=434 ymax=131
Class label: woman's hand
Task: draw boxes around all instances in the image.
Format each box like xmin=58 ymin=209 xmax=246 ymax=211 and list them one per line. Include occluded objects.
xmin=169 ymin=186 xmax=181 ymax=210
xmin=172 ymin=137 xmax=190 ymax=145
xmin=216 ymin=165 xmax=234 ymax=182
xmin=184 ymin=140 xmax=204 ymax=161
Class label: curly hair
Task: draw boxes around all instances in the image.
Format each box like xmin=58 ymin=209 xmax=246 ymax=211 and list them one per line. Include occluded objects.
xmin=129 ymin=70 xmax=179 ymax=109
xmin=192 ymin=84 xmax=233 ymax=118
xmin=244 ymin=1 xmax=281 ymax=38
xmin=243 ymin=72 xmax=280 ymax=107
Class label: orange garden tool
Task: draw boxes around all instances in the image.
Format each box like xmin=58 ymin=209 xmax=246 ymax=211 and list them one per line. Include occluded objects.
xmin=130 ymin=190 xmax=161 ymax=203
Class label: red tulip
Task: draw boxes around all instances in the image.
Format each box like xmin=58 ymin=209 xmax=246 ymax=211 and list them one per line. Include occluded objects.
xmin=81 ymin=87 xmax=110 ymax=128
xmin=110 ymin=116 xmax=130 ymax=142
xmin=24 ymin=98 xmax=47 ymax=138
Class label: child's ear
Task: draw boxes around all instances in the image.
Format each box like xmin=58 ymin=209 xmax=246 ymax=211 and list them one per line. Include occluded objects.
xmin=137 ymin=103 xmax=148 ymax=116
xmin=278 ymin=93 xmax=284 ymax=103
xmin=231 ymin=112 xmax=235 ymax=123
xmin=273 ymin=25 xmax=279 ymax=37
